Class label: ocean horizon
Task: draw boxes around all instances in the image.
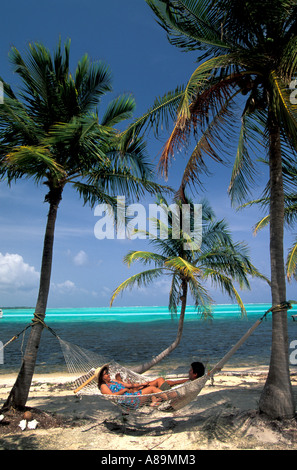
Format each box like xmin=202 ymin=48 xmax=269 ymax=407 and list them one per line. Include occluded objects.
xmin=1 ymin=302 xmax=290 ymax=321
xmin=1 ymin=303 xmax=297 ymax=376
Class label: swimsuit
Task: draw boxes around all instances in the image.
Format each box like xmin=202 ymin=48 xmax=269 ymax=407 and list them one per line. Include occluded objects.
xmin=107 ymin=381 xmax=142 ymax=408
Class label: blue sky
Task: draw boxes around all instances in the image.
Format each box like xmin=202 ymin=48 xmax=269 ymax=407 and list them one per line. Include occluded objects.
xmin=0 ymin=0 xmax=295 ymax=309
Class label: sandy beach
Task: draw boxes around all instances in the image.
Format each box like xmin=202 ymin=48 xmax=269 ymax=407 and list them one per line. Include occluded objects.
xmin=1 ymin=368 xmax=297 ymax=451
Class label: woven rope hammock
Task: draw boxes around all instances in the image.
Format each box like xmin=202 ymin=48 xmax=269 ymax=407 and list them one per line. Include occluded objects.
xmin=59 ymin=337 xmax=209 ymax=412
xmin=57 ymin=304 xmax=287 ymax=413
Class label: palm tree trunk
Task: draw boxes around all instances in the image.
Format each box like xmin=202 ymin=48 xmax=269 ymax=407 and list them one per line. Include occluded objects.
xmin=2 ymin=189 xmax=62 ymax=411
xmin=133 ymin=280 xmax=188 ymax=374
xmin=259 ymin=108 xmax=295 ymax=418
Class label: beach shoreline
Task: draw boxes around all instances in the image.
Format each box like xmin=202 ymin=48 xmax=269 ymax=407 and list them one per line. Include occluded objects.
xmin=1 ymin=368 xmax=297 ymax=450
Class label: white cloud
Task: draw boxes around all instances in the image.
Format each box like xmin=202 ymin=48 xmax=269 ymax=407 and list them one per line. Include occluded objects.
xmin=73 ymin=250 xmax=88 ymax=266
xmin=57 ymin=280 xmax=75 ymax=290
xmin=52 ymin=280 xmax=93 ymax=299
xmin=53 ymin=280 xmax=76 ymax=294
xmin=0 ymin=253 xmax=39 ymax=291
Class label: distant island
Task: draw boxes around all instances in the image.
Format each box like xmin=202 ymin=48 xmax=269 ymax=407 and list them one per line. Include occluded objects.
xmin=1 ymin=306 xmax=33 ymax=309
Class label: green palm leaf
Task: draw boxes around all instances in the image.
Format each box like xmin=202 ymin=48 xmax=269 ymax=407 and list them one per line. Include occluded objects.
xmin=145 ymin=0 xmax=232 ymax=54
xmin=4 ymin=145 xmax=65 ymax=181
xmin=287 ymin=238 xmax=297 ymax=281
xmin=120 ymin=85 xmax=185 ymax=148
xmin=269 ymin=71 xmax=297 ymax=149
xmin=110 ymin=268 xmax=164 ymax=306
xmin=100 ymin=94 xmax=136 ymax=127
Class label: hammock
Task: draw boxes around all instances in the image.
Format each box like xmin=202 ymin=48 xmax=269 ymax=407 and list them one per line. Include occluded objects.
xmin=59 ymin=337 xmax=208 ymax=412
xmin=57 ymin=305 xmax=276 ymax=413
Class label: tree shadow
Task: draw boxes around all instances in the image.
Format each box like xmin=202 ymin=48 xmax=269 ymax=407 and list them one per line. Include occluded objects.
xmin=0 ymin=433 xmax=43 ymax=450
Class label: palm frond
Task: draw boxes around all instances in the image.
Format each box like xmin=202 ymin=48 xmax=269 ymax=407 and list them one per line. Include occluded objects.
xmin=253 ymin=215 xmax=270 ymax=235
xmin=84 ymin=165 xmax=171 ymax=204
xmin=45 ymin=116 xmax=111 ymax=168
xmin=110 ymin=268 xmax=164 ymax=306
xmin=75 ymin=55 xmax=113 ymax=112
xmin=203 ymin=268 xmax=247 ymax=316
xmin=279 ymin=35 xmax=297 ymax=80
xmin=187 ymin=275 xmax=213 ymax=316
xmin=145 ymin=0 xmax=232 ymax=55
xmin=71 ymin=182 xmax=118 ymax=208
xmin=168 ymin=272 xmax=182 ymax=314
xmin=123 ymin=250 xmax=167 ymax=267
xmin=269 ymin=71 xmax=297 ymax=150
xmin=0 ymin=96 xmax=41 ymax=145
xmin=228 ymin=109 xmax=266 ymax=205
xmin=109 ymin=135 xmax=157 ymax=181
xmin=200 ymin=219 xmax=233 ymax=251
xmin=177 ymin=90 xmax=236 ymax=193
xmin=4 ymin=145 xmax=65 ymax=182
xmin=100 ymin=94 xmax=135 ymax=127
xmin=286 ymin=238 xmax=297 ymax=282
xmin=159 ymin=68 xmax=249 ymax=180
xmin=120 ymin=85 xmax=185 ymax=148
xmin=164 ymin=256 xmax=200 ymax=278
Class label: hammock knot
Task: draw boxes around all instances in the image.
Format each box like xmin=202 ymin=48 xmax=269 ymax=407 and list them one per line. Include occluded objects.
xmin=31 ymin=313 xmax=59 ymax=338
xmin=31 ymin=312 xmax=46 ymax=326
xmin=268 ymin=301 xmax=292 ymax=315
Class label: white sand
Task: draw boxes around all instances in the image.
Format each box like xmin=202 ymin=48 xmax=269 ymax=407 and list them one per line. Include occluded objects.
xmin=1 ymin=368 xmax=297 ymax=450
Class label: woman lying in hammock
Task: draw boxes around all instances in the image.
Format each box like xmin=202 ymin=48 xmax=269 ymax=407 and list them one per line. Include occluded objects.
xmin=97 ymin=365 xmax=167 ymax=407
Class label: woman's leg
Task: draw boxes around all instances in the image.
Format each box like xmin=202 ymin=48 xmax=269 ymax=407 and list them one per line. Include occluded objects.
xmin=141 ymin=386 xmax=167 ymax=406
xmin=141 ymin=385 xmax=161 ymax=394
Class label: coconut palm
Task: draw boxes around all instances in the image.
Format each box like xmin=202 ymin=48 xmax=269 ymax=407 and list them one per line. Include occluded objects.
xmin=110 ymin=196 xmax=268 ymax=373
xmin=122 ymin=0 xmax=297 ymax=418
xmin=0 ymin=39 xmax=169 ymax=410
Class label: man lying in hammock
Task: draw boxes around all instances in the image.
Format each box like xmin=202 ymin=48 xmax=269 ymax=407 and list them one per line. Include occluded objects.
xmin=97 ymin=364 xmax=168 ymax=407
xmin=165 ymin=361 xmax=205 ymax=387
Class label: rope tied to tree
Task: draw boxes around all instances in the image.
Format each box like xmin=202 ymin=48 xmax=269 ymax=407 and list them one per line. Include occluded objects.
xmin=31 ymin=312 xmax=59 ymax=339
xmin=264 ymin=301 xmax=293 ymax=316
xmin=0 ymin=313 xmax=60 ymax=354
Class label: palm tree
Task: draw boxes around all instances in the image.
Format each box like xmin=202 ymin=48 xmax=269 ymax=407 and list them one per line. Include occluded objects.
xmin=110 ymin=196 xmax=268 ymax=373
xmin=0 ymin=39 xmax=168 ymax=411
xmin=122 ymin=0 xmax=297 ymax=418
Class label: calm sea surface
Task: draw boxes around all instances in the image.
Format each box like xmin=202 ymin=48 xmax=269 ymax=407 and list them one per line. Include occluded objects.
xmin=1 ymin=303 xmax=297 ymax=375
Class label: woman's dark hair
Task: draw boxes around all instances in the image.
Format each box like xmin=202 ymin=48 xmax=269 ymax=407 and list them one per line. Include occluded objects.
xmin=98 ymin=366 xmax=109 ymax=389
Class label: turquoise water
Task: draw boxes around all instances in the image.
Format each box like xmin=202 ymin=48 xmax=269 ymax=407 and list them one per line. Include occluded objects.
xmin=1 ymin=303 xmax=297 ymax=374
xmin=1 ymin=303 xmax=288 ymax=322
